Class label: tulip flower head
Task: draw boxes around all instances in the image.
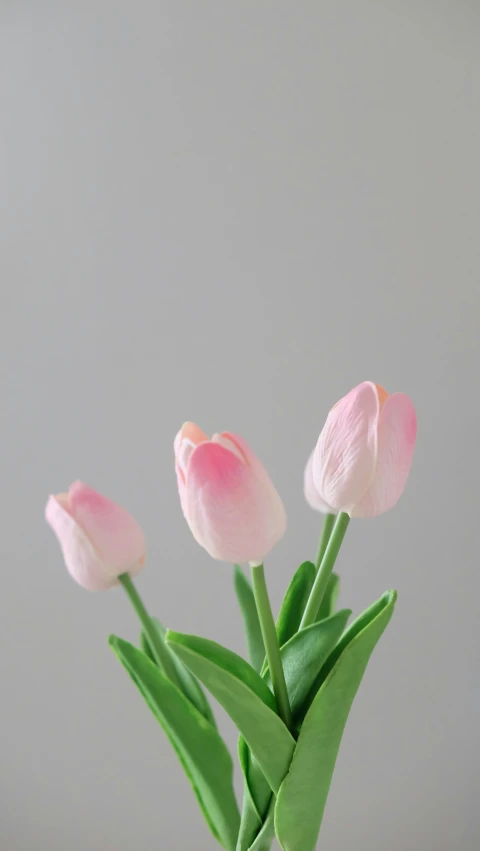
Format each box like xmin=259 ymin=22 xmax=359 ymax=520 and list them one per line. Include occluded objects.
xmin=45 ymin=481 xmax=146 ymax=590
xmin=311 ymin=382 xmax=416 ymax=517
xmin=174 ymin=423 xmax=286 ymax=564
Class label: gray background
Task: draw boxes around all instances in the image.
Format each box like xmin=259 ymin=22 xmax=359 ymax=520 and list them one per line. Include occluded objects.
xmin=2 ymin=2 xmax=479 ymax=849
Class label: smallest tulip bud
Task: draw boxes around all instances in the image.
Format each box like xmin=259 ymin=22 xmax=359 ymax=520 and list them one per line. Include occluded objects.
xmin=45 ymin=481 xmax=146 ymax=591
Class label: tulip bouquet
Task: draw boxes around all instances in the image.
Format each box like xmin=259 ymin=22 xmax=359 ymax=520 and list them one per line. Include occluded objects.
xmin=46 ymin=381 xmax=416 ymax=851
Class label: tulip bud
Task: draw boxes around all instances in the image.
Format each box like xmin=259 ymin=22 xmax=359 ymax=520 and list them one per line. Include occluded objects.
xmin=312 ymin=382 xmax=417 ymax=517
xmin=174 ymin=423 xmax=286 ymax=564
xmin=45 ymin=481 xmax=146 ymax=590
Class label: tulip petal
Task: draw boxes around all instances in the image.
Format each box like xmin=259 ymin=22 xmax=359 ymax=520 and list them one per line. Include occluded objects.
xmin=220 ymin=433 xmax=273 ymax=483
xmin=175 ymin=463 xmax=190 ymax=520
xmin=304 ymin=451 xmax=332 ymax=513
xmin=175 ymin=423 xmax=209 ymax=478
xmin=211 ymin=434 xmax=247 ymax=464
xmin=354 ymin=393 xmax=417 ymax=517
xmin=45 ymin=495 xmax=115 ymax=591
xmin=68 ymin=481 xmax=146 ymax=576
xmin=186 ymin=442 xmax=286 ymax=564
xmin=314 ymin=382 xmax=380 ymax=515
xmin=175 ymin=423 xmax=210 ymax=521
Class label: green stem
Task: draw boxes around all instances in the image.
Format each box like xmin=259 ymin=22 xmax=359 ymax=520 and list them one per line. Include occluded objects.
xmin=315 ymin=513 xmax=336 ymax=572
xmin=119 ymin=573 xmax=183 ymax=690
xmin=300 ymin=512 xmax=350 ymax=629
xmin=250 ymin=563 xmax=293 ymax=732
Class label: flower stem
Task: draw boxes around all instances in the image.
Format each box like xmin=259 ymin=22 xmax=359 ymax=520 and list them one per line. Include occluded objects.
xmin=315 ymin=513 xmax=336 ymax=572
xmin=250 ymin=563 xmax=293 ymax=732
xmin=300 ymin=512 xmax=350 ymax=629
xmin=119 ymin=573 xmax=183 ymax=690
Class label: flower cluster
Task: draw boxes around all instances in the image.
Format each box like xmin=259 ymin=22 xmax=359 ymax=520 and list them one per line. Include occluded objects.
xmin=46 ymin=381 xmax=416 ymax=585
xmin=45 ymin=380 xmax=417 ymax=851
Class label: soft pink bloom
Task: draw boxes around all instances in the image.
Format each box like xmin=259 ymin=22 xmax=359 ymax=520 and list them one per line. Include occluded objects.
xmin=45 ymin=481 xmax=146 ymax=590
xmin=312 ymin=382 xmax=417 ymax=517
xmin=174 ymin=423 xmax=286 ymax=564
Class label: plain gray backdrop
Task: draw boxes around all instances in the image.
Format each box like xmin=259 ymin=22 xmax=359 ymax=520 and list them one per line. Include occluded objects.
xmin=2 ymin=2 xmax=479 ymax=849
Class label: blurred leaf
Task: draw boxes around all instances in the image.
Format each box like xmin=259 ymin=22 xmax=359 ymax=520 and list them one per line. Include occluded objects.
xmin=316 ymin=572 xmax=340 ymax=621
xmin=274 ymin=590 xmax=397 ymax=851
xmin=140 ymin=618 xmax=216 ymax=728
xmin=167 ymin=631 xmax=295 ymax=794
xmin=109 ymin=636 xmax=239 ymax=851
xmin=234 ymin=565 xmax=266 ymax=672
xmin=276 ymin=561 xmax=316 ymax=648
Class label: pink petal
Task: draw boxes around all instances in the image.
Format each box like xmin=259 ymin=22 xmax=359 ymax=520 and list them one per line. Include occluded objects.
xmin=68 ymin=481 xmax=146 ymax=576
xmin=218 ymin=432 xmax=257 ymax=464
xmin=186 ymin=441 xmax=286 ymax=563
xmin=175 ymin=462 xmax=190 ymax=520
xmin=314 ymin=382 xmax=380 ymax=514
xmin=174 ymin=422 xmax=209 ymax=477
xmin=174 ymin=423 xmax=210 ymax=519
xmin=211 ymin=433 xmax=248 ymax=464
xmin=219 ymin=432 xmax=273 ymax=483
xmin=354 ymin=393 xmax=417 ymax=517
xmin=304 ymin=451 xmax=333 ymax=513
xmin=45 ymin=494 xmax=115 ymax=591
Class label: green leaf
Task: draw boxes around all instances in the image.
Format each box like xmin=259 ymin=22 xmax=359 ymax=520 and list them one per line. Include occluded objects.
xmin=237 ymin=779 xmax=263 ymax=851
xmin=237 ymin=736 xmax=272 ymax=851
xmin=167 ymin=631 xmax=296 ymax=794
xmin=248 ymin=799 xmax=275 ymax=851
xmin=234 ymin=565 xmax=266 ymax=672
xmin=274 ymin=590 xmax=397 ymax=851
xmin=238 ymin=609 xmax=350 ymax=848
xmin=264 ymin=609 xmax=351 ymax=721
xmin=237 ymin=738 xmax=273 ymax=850
xmin=236 ymin=748 xmax=275 ymax=851
xmin=140 ymin=618 xmax=216 ymax=728
xmin=276 ymin=561 xmax=316 ymax=648
xmin=109 ymin=636 xmax=239 ymax=851
xmin=316 ymin=572 xmax=340 ymax=621
xmin=167 ymin=631 xmax=276 ymax=709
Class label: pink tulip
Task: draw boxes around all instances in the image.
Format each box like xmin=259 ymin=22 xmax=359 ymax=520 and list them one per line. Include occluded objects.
xmin=174 ymin=423 xmax=287 ymax=564
xmin=45 ymin=481 xmax=146 ymax=591
xmin=312 ymin=382 xmax=417 ymax=517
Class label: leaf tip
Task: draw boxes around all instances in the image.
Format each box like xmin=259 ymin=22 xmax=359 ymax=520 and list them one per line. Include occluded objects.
xmin=164 ymin=628 xmax=179 ymax=646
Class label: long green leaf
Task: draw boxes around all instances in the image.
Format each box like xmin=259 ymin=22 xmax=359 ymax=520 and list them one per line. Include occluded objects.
xmin=167 ymin=631 xmax=296 ymax=794
xmin=234 ymin=565 xmax=266 ymax=672
xmin=274 ymin=590 xmax=397 ymax=851
xmin=237 ymin=781 xmax=263 ymax=851
xmin=237 ymin=756 xmax=275 ymax=851
xmin=248 ymin=799 xmax=275 ymax=851
xmin=264 ymin=609 xmax=351 ymax=721
xmin=237 ymin=609 xmax=350 ymax=849
xmin=109 ymin=636 xmax=239 ymax=851
xmin=276 ymin=561 xmax=316 ymax=648
xmin=167 ymin=632 xmax=276 ymax=708
xmin=140 ymin=617 xmax=216 ymax=728
xmin=237 ymin=738 xmax=272 ymax=851
xmin=316 ymin=572 xmax=340 ymax=621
